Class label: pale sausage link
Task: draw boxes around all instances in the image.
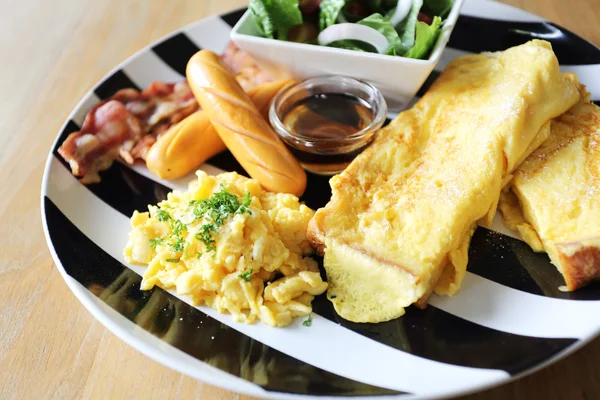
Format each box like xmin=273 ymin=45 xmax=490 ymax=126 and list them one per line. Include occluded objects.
xmin=186 ymin=50 xmax=307 ymax=196
xmin=146 ymin=80 xmax=294 ymax=180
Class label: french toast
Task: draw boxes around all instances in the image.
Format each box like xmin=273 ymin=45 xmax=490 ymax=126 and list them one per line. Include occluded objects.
xmin=308 ymin=40 xmax=581 ymax=323
xmin=499 ymin=89 xmax=600 ymax=291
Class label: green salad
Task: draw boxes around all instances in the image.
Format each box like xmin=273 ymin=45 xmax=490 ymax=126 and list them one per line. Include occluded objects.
xmin=248 ymin=0 xmax=454 ymax=59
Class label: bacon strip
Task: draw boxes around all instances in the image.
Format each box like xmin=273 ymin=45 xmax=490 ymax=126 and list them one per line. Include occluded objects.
xmin=58 ymin=43 xmax=272 ymax=184
xmin=221 ymin=42 xmax=274 ymax=92
xmin=58 ymin=82 xmax=198 ymax=183
xmin=58 ymin=100 xmax=142 ymax=184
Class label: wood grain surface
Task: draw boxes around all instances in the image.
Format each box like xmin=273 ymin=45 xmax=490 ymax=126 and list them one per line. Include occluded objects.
xmin=1 ymin=0 xmax=599 ymax=399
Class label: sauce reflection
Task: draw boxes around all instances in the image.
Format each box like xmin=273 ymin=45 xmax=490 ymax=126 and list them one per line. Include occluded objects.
xmin=88 ymin=269 xmax=400 ymax=396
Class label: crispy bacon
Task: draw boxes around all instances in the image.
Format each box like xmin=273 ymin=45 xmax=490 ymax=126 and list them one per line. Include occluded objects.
xmin=58 ymin=43 xmax=272 ymax=183
xmin=220 ymin=42 xmax=273 ymax=91
xmin=115 ymin=81 xmax=199 ymax=162
xmin=58 ymin=100 xmax=142 ymax=183
xmin=58 ymin=81 xmax=199 ymax=183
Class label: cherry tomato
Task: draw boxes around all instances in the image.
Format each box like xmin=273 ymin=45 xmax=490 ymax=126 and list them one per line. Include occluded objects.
xmin=417 ymin=12 xmax=433 ymax=25
xmin=345 ymin=1 xmax=370 ymax=17
xmin=287 ymin=23 xmax=319 ymax=43
xmin=299 ymin=0 xmax=321 ymax=14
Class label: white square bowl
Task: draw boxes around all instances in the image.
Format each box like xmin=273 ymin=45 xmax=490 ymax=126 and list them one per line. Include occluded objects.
xmin=231 ymin=0 xmax=465 ymax=110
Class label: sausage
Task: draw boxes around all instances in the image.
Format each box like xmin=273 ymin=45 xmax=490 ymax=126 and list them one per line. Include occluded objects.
xmin=249 ymin=80 xmax=296 ymax=119
xmin=146 ymin=80 xmax=295 ymax=180
xmin=186 ymin=50 xmax=307 ymax=197
xmin=146 ymin=111 xmax=224 ymax=179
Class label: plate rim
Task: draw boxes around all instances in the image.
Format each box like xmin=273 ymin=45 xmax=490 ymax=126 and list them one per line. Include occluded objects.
xmin=40 ymin=2 xmax=600 ymax=399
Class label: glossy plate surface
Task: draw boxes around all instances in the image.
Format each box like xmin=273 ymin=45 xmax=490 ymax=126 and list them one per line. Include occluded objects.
xmin=41 ymin=1 xmax=600 ymax=399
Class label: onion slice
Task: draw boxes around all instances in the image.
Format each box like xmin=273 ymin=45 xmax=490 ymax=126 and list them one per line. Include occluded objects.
xmin=389 ymin=0 xmax=414 ymax=26
xmin=318 ymin=23 xmax=389 ymax=54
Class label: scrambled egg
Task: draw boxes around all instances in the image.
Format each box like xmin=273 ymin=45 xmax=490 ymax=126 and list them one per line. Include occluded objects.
xmin=124 ymin=171 xmax=327 ymax=327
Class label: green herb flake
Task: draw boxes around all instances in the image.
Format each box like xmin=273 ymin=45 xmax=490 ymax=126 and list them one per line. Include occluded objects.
xmin=149 ymin=238 xmax=164 ymax=249
xmin=195 ymin=224 xmax=217 ymax=253
xmin=165 ymin=258 xmax=180 ymax=263
xmin=238 ymin=269 xmax=253 ymax=282
xmin=155 ymin=209 xmax=172 ymax=222
xmin=303 ymin=315 xmax=313 ymax=327
xmin=190 ymin=187 xmax=253 ymax=255
xmin=169 ymin=219 xmax=186 ymax=236
xmin=169 ymin=237 xmax=185 ymax=253
xmin=239 ymin=191 xmax=252 ymax=214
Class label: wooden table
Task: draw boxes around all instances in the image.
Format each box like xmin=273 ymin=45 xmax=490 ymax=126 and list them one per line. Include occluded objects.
xmin=1 ymin=0 xmax=599 ymax=398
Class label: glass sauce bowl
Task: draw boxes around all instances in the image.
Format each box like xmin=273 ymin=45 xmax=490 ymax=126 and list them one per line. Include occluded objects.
xmin=269 ymin=76 xmax=387 ymax=175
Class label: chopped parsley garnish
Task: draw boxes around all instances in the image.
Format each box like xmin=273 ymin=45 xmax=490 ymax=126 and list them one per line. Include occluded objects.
xmin=156 ymin=209 xmax=171 ymax=222
xmin=149 ymin=238 xmax=164 ymax=249
xmin=169 ymin=237 xmax=185 ymax=253
xmin=195 ymin=223 xmax=217 ymax=253
xmin=152 ymin=209 xmax=188 ymax=255
xmin=165 ymin=258 xmax=180 ymax=263
xmin=169 ymin=219 xmax=185 ymax=236
xmin=150 ymin=186 xmax=253 ymax=261
xmin=239 ymin=191 xmax=252 ymax=214
xmin=303 ymin=315 xmax=313 ymax=327
xmin=238 ymin=269 xmax=253 ymax=282
xmin=189 ymin=186 xmax=252 ymax=255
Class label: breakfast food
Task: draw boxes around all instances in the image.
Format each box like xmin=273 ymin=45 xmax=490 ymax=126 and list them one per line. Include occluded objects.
xmin=270 ymin=75 xmax=387 ymax=175
xmin=58 ymin=82 xmax=198 ymax=183
xmin=146 ymin=80 xmax=295 ymax=179
xmin=124 ymin=171 xmax=328 ymax=327
xmin=58 ymin=43 xmax=274 ymax=183
xmin=249 ymin=0 xmax=452 ymax=59
xmin=186 ymin=50 xmax=307 ymax=196
xmin=146 ymin=111 xmax=226 ymax=179
xmin=308 ymin=40 xmax=581 ymax=323
xmin=499 ymin=89 xmax=600 ymax=291
xmin=221 ymin=42 xmax=274 ymax=91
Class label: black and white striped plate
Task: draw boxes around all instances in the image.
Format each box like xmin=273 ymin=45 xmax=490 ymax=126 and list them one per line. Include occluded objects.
xmin=41 ymin=1 xmax=600 ymax=399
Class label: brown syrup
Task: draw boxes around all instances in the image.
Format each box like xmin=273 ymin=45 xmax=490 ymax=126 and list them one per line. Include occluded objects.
xmin=281 ymin=93 xmax=375 ymax=174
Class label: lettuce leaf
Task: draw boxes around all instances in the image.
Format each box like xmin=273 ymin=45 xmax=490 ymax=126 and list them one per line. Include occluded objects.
xmin=404 ymin=15 xmax=442 ymax=59
xmin=328 ymin=39 xmax=378 ymax=53
xmin=249 ymin=0 xmax=302 ymax=40
xmin=357 ymin=13 xmax=403 ymax=54
xmin=424 ymin=0 xmax=454 ymax=18
xmin=249 ymin=0 xmax=275 ymax=38
xmin=268 ymin=0 xmax=303 ymax=39
xmin=320 ymin=0 xmax=347 ymax=31
xmin=395 ymin=0 xmax=423 ymax=54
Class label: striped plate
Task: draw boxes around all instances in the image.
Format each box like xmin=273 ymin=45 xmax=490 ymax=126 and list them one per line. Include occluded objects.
xmin=41 ymin=1 xmax=600 ymax=399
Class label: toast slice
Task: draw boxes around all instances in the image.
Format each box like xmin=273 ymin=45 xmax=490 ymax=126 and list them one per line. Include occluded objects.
xmin=308 ymin=40 xmax=581 ymax=323
xmin=499 ymin=91 xmax=600 ymax=291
